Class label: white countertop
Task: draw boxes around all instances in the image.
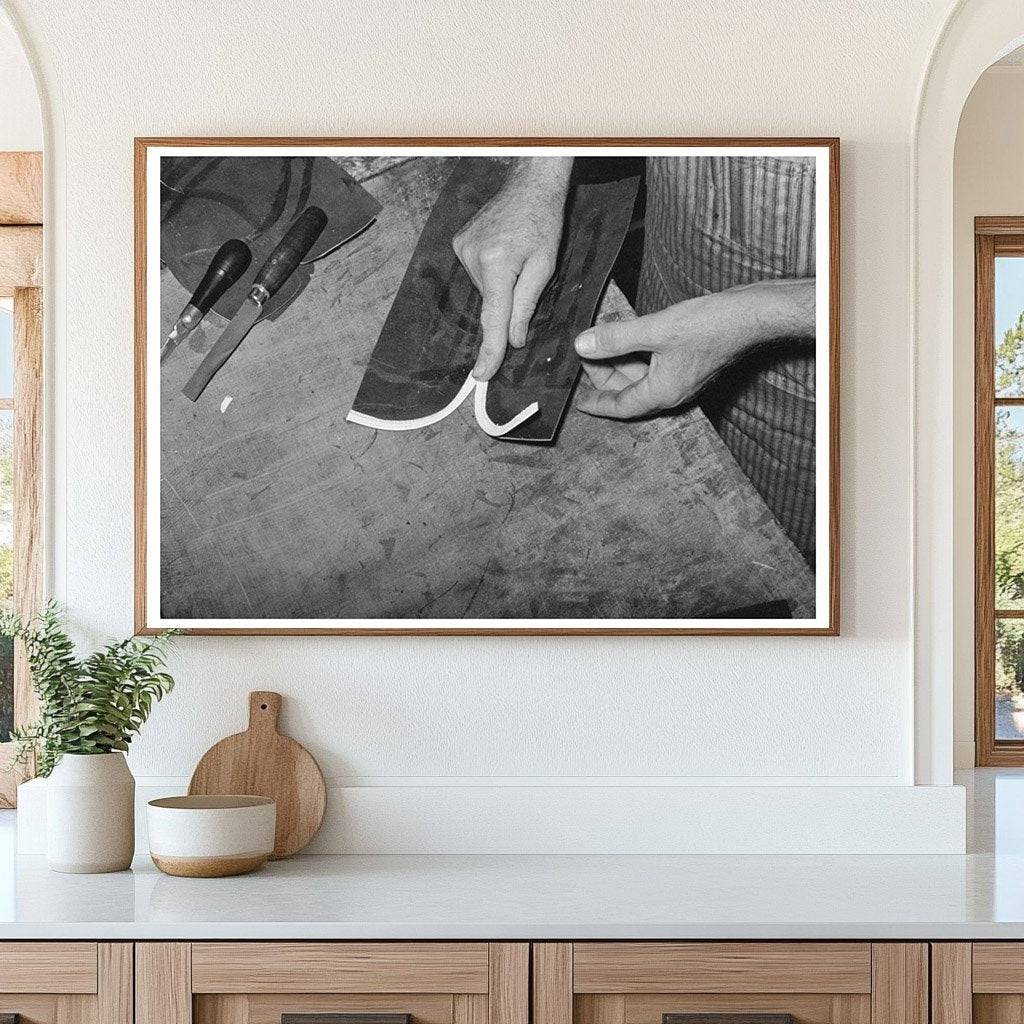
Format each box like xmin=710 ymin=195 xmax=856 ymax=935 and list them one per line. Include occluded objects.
xmin=0 ymin=847 xmax=1022 ymax=940
xmin=0 ymin=769 xmax=1021 ymax=941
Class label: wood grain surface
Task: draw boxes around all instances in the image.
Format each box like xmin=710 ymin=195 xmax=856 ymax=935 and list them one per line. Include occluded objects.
xmin=870 ymin=945 xmax=927 ymax=1024
xmin=489 ymin=944 xmax=529 ymax=1024
xmin=0 ymin=225 xmax=41 ymax=294
xmin=98 ymin=944 xmax=133 ymax=1024
xmin=975 ymin=222 xmax=1024 ymax=766
xmin=0 ymin=152 xmax=42 ymax=225
xmin=188 ymin=690 xmax=326 ymax=859
xmin=623 ymin=994 xmax=843 ymax=1024
xmin=0 ymin=148 xmax=44 ymax=806
xmin=976 ymin=229 xmax=999 ymax=765
xmin=534 ymin=944 xmax=573 ymax=1024
xmin=203 ymin=994 xmax=451 ymax=1024
xmin=191 ymin=942 xmax=489 ymax=994
xmin=0 ymin=942 xmax=97 ymax=993
xmin=573 ymin=943 xmax=871 ymax=994
xmin=136 ymin=943 xmax=191 ymax=1024
xmin=930 ymin=944 xmax=971 ymax=1024
xmin=147 ymin=150 xmax=821 ymax=631
xmin=454 ymin=994 xmax=488 ymax=1024
xmin=973 ymin=943 xmax=1024 ymax=992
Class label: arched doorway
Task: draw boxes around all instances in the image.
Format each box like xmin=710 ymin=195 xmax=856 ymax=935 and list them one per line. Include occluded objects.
xmin=914 ymin=0 xmax=1024 ymax=784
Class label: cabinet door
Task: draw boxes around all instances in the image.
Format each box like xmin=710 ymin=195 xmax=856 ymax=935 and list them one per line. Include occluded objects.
xmin=0 ymin=942 xmax=132 ymax=1024
xmin=936 ymin=943 xmax=1024 ymax=1024
xmin=137 ymin=943 xmax=528 ymax=1024
xmin=533 ymin=944 xmax=927 ymax=1024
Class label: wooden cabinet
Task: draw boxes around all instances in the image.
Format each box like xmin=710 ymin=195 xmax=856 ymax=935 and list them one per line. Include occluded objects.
xmin=532 ymin=944 xmax=928 ymax=1024
xmin=931 ymin=943 xmax=1024 ymax=1024
xmin=0 ymin=942 xmax=132 ymax=1024
xmin=0 ymin=938 xmax=937 ymax=1024
xmin=136 ymin=943 xmax=528 ymax=1024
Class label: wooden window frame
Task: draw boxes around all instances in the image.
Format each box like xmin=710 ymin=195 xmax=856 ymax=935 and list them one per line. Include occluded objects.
xmin=0 ymin=151 xmax=43 ymax=806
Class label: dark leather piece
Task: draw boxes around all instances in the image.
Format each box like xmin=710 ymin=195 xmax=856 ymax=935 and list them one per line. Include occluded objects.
xmin=349 ymin=158 xmax=640 ymax=442
xmin=349 ymin=158 xmax=507 ymax=422
xmin=160 ymin=156 xmax=381 ymax=322
xmin=485 ymin=172 xmax=640 ymax=441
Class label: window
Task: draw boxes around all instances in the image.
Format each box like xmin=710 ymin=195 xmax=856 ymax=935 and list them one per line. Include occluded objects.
xmin=0 ymin=299 xmax=12 ymax=744
xmin=975 ymin=220 xmax=1024 ymax=764
xmin=0 ymin=149 xmax=43 ymax=805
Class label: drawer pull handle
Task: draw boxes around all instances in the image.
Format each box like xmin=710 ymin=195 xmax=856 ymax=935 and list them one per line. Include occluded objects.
xmin=664 ymin=1016 xmax=796 ymax=1024
xmin=283 ymin=1016 xmax=411 ymax=1024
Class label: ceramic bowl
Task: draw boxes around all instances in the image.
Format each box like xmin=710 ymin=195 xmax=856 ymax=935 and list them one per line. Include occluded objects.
xmin=147 ymin=795 xmax=276 ymax=878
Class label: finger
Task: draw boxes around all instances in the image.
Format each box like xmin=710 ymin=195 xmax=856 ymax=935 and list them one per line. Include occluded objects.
xmin=508 ymin=255 xmax=553 ymax=348
xmin=575 ymin=373 xmax=661 ymax=420
xmin=574 ymin=315 xmax=662 ymax=361
xmin=473 ymin=258 xmax=517 ymax=380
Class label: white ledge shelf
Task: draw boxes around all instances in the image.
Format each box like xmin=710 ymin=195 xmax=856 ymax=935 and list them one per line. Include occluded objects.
xmin=0 ymin=850 xmax=1020 ymax=940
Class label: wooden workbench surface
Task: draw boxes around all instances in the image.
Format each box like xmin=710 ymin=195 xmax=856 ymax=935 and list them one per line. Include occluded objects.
xmin=158 ymin=156 xmax=814 ymax=621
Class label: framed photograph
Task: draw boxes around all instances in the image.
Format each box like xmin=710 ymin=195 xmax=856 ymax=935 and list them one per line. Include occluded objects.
xmin=135 ymin=137 xmax=839 ymax=635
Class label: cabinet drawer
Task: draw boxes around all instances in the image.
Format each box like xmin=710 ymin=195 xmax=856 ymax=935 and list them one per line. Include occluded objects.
xmin=139 ymin=942 xmax=528 ymax=1024
xmin=0 ymin=942 xmax=130 ymax=1024
xmin=934 ymin=942 xmax=1024 ymax=1024
xmin=191 ymin=943 xmax=490 ymax=993
xmin=533 ymin=944 xmax=925 ymax=1024
xmin=0 ymin=942 xmax=98 ymax=993
xmin=572 ymin=944 xmax=872 ymax=994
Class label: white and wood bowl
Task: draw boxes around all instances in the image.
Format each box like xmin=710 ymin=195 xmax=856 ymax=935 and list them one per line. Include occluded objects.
xmin=147 ymin=795 xmax=276 ymax=877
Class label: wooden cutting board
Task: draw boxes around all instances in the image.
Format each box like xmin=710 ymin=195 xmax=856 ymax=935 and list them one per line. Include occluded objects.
xmin=188 ymin=691 xmax=326 ymax=859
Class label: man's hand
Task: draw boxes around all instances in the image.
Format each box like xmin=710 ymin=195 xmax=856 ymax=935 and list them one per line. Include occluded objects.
xmin=575 ymin=278 xmax=816 ymax=419
xmin=453 ymin=157 xmax=572 ymax=380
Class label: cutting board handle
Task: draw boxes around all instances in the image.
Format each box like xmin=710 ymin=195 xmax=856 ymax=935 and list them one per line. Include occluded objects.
xmin=248 ymin=691 xmax=282 ymax=734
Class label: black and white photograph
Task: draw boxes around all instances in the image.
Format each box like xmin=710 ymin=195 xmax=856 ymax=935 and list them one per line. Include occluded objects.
xmin=137 ymin=140 xmax=838 ymax=634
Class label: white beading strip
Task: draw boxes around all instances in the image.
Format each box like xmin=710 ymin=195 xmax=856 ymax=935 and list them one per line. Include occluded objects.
xmin=473 ymin=379 xmax=540 ymax=437
xmin=345 ymin=372 xmax=476 ymax=431
xmin=347 ymin=371 xmax=540 ymax=437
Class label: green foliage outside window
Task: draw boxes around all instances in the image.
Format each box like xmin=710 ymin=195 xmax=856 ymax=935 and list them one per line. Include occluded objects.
xmin=996 ymin=313 xmax=1024 ymax=694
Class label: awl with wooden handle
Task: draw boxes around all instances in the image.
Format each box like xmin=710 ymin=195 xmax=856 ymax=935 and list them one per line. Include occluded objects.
xmin=182 ymin=206 xmax=328 ymax=401
xmin=161 ymin=239 xmax=252 ymax=362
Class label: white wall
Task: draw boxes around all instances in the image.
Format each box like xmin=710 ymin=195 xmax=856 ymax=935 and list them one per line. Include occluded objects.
xmin=952 ymin=64 xmax=1024 ymax=768
xmin=0 ymin=0 xmax=973 ymax=851
xmin=0 ymin=8 xmax=40 ymax=151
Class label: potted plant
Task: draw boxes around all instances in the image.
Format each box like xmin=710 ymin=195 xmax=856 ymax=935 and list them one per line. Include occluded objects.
xmin=2 ymin=603 xmax=177 ymax=873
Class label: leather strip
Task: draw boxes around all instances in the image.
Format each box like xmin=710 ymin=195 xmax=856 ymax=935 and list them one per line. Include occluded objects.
xmin=348 ymin=158 xmax=640 ymax=443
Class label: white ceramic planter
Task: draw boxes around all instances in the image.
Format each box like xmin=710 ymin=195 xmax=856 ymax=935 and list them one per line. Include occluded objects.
xmin=46 ymin=752 xmax=135 ymax=873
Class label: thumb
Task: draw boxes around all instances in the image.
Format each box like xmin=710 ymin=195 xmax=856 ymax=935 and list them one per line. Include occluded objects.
xmin=574 ymin=317 xmax=658 ymax=360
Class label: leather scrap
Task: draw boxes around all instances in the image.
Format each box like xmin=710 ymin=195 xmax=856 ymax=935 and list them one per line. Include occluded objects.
xmin=160 ymin=155 xmax=381 ymax=322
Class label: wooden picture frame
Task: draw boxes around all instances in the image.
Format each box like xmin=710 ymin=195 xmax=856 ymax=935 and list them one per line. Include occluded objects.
xmin=135 ymin=137 xmax=840 ymax=636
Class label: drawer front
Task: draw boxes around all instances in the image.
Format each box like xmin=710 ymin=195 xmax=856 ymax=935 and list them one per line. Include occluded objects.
xmin=0 ymin=942 xmax=98 ymax=993
xmin=140 ymin=942 xmax=528 ymax=1024
xmin=191 ymin=943 xmax=491 ymax=993
xmin=532 ymin=944 xmax=926 ymax=1024
xmin=0 ymin=942 xmax=130 ymax=1024
xmin=572 ymin=944 xmax=872 ymax=995
xmin=934 ymin=942 xmax=1024 ymax=1024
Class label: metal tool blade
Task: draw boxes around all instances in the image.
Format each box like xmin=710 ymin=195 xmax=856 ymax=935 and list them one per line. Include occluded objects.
xmin=181 ymin=298 xmax=261 ymax=402
xmin=160 ymin=327 xmax=180 ymax=363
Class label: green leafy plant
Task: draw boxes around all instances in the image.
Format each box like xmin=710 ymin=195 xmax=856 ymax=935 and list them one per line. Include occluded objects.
xmin=1 ymin=603 xmax=178 ymax=776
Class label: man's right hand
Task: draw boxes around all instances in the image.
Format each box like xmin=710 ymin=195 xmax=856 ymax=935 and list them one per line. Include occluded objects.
xmin=453 ymin=157 xmax=572 ymax=380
